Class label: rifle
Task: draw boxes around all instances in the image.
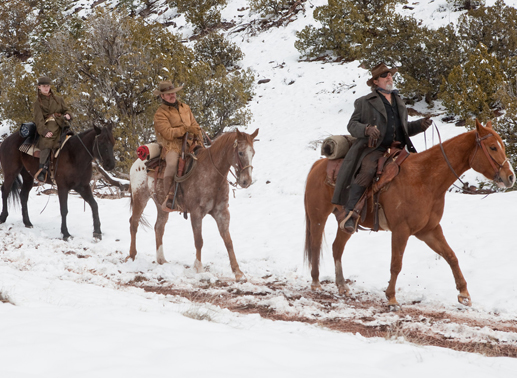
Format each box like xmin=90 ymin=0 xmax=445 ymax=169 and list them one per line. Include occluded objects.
xmin=171 ymin=132 xmax=188 ymax=211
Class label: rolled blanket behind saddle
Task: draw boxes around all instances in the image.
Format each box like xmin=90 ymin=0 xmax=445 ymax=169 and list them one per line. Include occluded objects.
xmin=321 ymin=135 xmax=356 ymax=160
xmin=137 ymin=142 xmax=161 ymax=161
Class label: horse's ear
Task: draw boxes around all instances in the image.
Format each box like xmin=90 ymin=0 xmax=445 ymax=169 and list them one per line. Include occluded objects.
xmin=486 ymin=120 xmax=493 ymax=129
xmin=235 ymin=128 xmax=242 ymax=138
xmin=94 ymin=124 xmax=102 ymax=135
xmin=475 ymin=118 xmax=484 ymax=133
xmin=251 ymin=128 xmax=259 ymax=140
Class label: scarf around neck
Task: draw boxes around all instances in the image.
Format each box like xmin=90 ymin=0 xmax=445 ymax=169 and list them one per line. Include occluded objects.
xmin=377 ymin=87 xmax=399 ymax=96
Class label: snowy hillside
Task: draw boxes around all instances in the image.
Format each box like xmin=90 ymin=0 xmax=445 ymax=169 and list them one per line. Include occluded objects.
xmin=1 ymin=0 xmax=517 ymax=376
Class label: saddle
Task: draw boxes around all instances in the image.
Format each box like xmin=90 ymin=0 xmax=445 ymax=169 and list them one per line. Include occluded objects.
xmin=327 ymin=147 xmax=410 ymax=231
xmin=144 ymin=144 xmax=201 ymax=180
xmin=18 ymin=122 xmax=73 ymax=158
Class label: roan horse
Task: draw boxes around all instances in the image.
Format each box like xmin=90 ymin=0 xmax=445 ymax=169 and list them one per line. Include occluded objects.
xmin=0 ymin=125 xmax=116 ymax=240
xmin=129 ymin=129 xmax=259 ymax=281
xmin=304 ymin=120 xmax=515 ymax=310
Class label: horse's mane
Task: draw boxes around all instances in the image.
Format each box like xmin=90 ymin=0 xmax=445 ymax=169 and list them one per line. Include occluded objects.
xmin=197 ymin=131 xmax=237 ymax=163
xmin=415 ymin=129 xmax=477 ymax=159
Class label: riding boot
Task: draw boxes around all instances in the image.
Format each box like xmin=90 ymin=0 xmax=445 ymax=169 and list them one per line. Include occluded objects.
xmin=35 ymin=149 xmax=50 ymax=183
xmin=161 ymin=176 xmax=176 ymax=212
xmin=338 ymin=184 xmax=366 ymax=233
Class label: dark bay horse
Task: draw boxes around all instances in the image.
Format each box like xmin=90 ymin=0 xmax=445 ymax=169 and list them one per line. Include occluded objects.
xmin=129 ymin=129 xmax=259 ymax=281
xmin=0 ymin=125 xmax=116 ymax=240
xmin=304 ymin=120 xmax=515 ymax=310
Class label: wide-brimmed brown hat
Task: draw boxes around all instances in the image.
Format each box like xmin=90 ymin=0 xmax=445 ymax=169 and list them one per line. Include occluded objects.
xmin=153 ymin=81 xmax=183 ymax=97
xmin=37 ymin=76 xmax=52 ymax=86
xmin=366 ymin=63 xmax=398 ymax=87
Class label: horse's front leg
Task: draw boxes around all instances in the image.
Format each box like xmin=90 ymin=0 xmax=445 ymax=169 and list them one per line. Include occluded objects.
xmin=386 ymin=228 xmax=411 ymax=311
xmin=57 ymin=188 xmax=72 ymax=241
xmin=212 ymin=208 xmax=244 ymax=281
xmin=74 ymin=184 xmax=101 ymax=240
xmin=416 ymin=225 xmax=471 ymax=306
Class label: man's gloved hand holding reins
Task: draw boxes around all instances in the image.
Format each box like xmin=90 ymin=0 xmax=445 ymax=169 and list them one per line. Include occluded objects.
xmin=365 ymin=124 xmax=380 ymax=148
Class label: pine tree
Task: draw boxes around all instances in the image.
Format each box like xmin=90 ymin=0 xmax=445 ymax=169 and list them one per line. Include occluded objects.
xmin=440 ymin=44 xmax=504 ymax=124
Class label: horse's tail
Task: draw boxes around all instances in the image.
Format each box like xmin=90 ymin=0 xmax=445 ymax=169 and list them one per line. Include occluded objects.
xmin=304 ymin=160 xmax=324 ymax=269
xmin=4 ymin=175 xmax=22 ymax=207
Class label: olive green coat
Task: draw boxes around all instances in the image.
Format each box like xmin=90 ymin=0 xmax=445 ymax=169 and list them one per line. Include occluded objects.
xmin=33 ymin=91 xmax=72 ymax=150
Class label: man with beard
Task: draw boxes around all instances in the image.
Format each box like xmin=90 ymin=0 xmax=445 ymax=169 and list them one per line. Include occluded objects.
xmin=153 ymin=81 xmax=203 ymax=212
xmin=332 ymin=63 xmax=432 ymax=233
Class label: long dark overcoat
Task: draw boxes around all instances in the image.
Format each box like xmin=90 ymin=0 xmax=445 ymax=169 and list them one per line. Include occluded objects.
xmin=331 ymin=90 xmax=425 ymax=205
xmin=33 ymin=91 xmax=71 ymax=150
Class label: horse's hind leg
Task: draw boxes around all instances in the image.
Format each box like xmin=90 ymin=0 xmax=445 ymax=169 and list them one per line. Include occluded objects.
xmin=190 ymin=211 xmax=204 ymax=273
xmin=128 ymin=190 xmax=150 ymax=261
xmin=0 ymin=179 xmax=12 ymax=224
xmin=20 ymin=170 xmax=34 ymax=228
xmin=332 ymin=226 xmax=352 ymax=295
xmin=416 ymin=225 xmax=471 ymax=306
xmin=212 ymin=208 xmax=244 ymax=281
xmin=153 ymin=206 xmax=169 ymax=265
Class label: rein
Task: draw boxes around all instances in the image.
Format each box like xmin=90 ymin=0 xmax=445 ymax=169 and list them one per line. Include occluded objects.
xmin=208 ymin=137 xmax=253 ymax=188
xmin=76 ymin=131 xmax=102 ymax=165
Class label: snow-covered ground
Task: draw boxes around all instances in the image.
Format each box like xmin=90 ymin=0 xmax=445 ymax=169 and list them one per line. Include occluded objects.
xmin=1 ymin=0 xmax=517 ymax=376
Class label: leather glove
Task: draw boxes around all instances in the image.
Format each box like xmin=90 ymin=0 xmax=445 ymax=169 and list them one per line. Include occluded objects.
xmin=186 ymin=126 xmax=200 ymax=134
xmin=365 ymin=125 xmax=380 ymax=148
xmin=421 ymin=116 xmax=432 ymax=131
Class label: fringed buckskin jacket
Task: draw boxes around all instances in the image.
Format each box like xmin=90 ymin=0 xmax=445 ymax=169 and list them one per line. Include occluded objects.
xmin=153 ymin=101 xmax=203 ymax=157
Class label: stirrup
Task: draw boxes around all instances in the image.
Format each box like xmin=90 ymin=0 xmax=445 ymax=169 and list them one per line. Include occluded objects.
xmin=161 ymin=193 xmax=175 ymax=213
xmin=339 ymin=211 xmax=358 ymax=233
xmin=34 ymin=168 xmax=47 ymax=184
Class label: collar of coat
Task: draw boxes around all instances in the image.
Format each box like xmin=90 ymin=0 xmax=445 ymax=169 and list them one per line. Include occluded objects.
xmin=365 ymin=90 xmax=405 ymax=122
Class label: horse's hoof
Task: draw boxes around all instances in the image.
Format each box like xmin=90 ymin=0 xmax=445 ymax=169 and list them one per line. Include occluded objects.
xmin=24 ymin=223 xmax=33 ymax=229
xmin=458 ymin=294 xmax=472 ymax=307
xmin=156 ymin=257 xmax=167 ymax=265
xmin=234 ymin=271 xmax=246 ymax=282
xmin=389 ymin=304 xmax=402 ymax=312
xmin=193 ymin=259 xmax=203 ymax=273
xmin=93 ymin=232 xmax=102 ymax=241
xmin=311 ymin=282 xmax=322 ymax=291
xmin=338 ymin=285 xmax=350 ymax=296
xmin=63 ymin=235 xmax=72 ymax=241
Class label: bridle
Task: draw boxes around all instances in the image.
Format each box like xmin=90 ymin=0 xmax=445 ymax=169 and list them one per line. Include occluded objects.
xmin=471 ymin=132 xmax=508 ymax=184
xmin=209 ymin=137 xmax=253 ymax=188
xmin=77 ymin=132 xmax=105 ymax=166
xmin=434 ymin=123 xmax=507 ymax=192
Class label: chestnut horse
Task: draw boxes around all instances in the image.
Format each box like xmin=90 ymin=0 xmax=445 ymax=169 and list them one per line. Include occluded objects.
xmin=0 ymin=125 xmax=116 ymax=240
xmin=304 ymin=120 xmax=515 ymax=310
xmin=129 ymin=129 xmax=259 ymax=281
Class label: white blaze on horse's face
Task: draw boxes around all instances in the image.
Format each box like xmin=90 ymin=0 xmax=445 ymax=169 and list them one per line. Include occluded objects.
xmin=237 ymin=142 xmax=255 ymax=189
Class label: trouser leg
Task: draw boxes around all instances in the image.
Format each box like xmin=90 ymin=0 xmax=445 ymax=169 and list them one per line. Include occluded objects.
xmin=161 ymin=150 xmax=180 ymax=212
xmin=340 ymin=150 xmax=384 ymax=233
xmin=39 ymin=148 xmax=50 ymax=167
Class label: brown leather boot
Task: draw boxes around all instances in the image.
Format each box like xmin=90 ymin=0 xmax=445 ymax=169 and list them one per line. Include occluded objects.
xmin=338 ymin=184 xmax=366 ymax=233
xmin=161 ymin=176 xmax=175 ymax=212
